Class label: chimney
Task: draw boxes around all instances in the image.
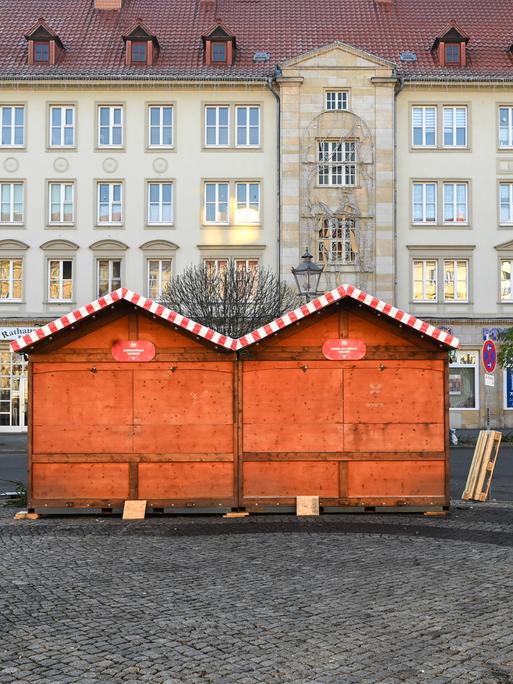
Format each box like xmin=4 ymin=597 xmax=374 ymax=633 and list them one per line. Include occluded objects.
xmin=94 ymin=0 xmax=125 ymax=9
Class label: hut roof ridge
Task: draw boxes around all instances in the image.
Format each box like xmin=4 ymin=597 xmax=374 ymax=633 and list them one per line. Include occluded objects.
xmin=10 ymin=284 xmax=459 ymax=353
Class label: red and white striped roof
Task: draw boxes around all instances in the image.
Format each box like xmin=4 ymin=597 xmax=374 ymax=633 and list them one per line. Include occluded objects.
xmin=10 ymin=284 xmax=459 ymax=354
xmin=237 ymin=284 xmax=459 ymax=349
xmin=10 ymin=288 xmax=238 ymax=353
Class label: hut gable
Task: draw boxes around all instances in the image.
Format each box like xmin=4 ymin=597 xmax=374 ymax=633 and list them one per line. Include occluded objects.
xmin=237 ymin=284 xmax=459 ymax=350
xmin=11 ymin=287 xmax=237 ymax=353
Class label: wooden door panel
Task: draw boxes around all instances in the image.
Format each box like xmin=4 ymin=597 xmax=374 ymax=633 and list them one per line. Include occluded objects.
xmin=33 ymin=366 xmax=133 ymax=426
xmin=344 ymin=423 xmax=444 ymax=452
xmin=133 ymin=424 xmax=233 ymax=454
xmin=32 ymin=463 xmax=129 ymax=499
xmin=242 ymin=462 xmax=339 ymax=498
xmin=133 ymin=365 xmax=233 ymax=424
xmin=138 ymin=462 xmax=233 ymax=499
xmin=343 ymin=367 xmax=444 ymax=424
xmin=347 ymin=461 xmax=445 ymax=497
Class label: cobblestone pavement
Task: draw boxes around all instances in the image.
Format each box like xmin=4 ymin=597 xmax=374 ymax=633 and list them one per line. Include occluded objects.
xmin=1 ymin=504 xmax=513 ymax=684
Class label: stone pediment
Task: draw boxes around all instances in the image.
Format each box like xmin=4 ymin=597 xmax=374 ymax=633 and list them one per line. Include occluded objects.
xmin=280 ymin=41 xmax=395 ymax=70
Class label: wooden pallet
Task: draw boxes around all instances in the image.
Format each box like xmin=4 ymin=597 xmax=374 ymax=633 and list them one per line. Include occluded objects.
xmin=462 ymin=430 xmax=502 ymax=502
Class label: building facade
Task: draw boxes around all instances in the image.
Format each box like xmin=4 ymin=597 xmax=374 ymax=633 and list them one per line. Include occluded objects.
xmin=0 ymin=0 xmax=511 ymax=432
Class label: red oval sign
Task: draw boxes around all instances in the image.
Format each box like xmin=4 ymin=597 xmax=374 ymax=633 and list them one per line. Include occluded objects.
xmin=322 ymin=339 xmax=366 ymax=361
xmin=112 ymin=340 xmax=156 ymax=362
xmin=482 ymin=339 xmax=497 ymax=374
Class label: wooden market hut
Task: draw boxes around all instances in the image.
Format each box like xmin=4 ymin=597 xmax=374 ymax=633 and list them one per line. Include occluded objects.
xmin=12 ymin=285 xmax=459 ymax=514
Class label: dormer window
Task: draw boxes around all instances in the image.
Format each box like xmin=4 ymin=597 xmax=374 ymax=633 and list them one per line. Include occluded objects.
xmin=432 ymin=21 xmax=469 ymax=67
xmin=131 ymin=42 xmax=147 ymax=63
xmin=202 ymin=22 xmax=236 ymax=66
xmin=34 ymin=41 xmax=50 ymax=63
xmin=123 ymin=20 xmax=159 ymax=66
xmin=445 ymin=43 xmax=461 ymax=65
xmin=212 ymin=42 xmax=227 ymax=64
xmin=25 ymin=19 xmax=63 ymax=66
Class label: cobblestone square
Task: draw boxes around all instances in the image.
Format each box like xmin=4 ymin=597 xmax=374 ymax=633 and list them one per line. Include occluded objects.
xmin=1 ymin=505 xmax=513 ymax=684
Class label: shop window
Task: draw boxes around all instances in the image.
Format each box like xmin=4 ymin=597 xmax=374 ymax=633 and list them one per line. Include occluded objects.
xmin=449 ymin=350 xmax=478 ymax=410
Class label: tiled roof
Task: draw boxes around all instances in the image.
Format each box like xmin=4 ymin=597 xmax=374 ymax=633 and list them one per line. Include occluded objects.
xmin=11 ymin=284 xmax=459 ymax=354
xmin=0 ymin=0 xmax=511 ymax=81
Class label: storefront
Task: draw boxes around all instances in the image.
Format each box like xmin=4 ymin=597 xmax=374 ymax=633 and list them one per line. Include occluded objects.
xmin=0 ymin=324 xmax=40 ymax=432
xmin=428 ymin=318 xmax=513 ymax=431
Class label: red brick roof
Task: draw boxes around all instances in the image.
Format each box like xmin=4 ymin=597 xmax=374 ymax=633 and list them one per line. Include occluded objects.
xmin=0 ymin=0 xmax=511 ymax=81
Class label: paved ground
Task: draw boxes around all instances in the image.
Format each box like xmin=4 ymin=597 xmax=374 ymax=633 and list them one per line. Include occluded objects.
xmin=1 ymin=504 xmax=513 ymax=684
xmin=1 ymin=436 xmax=513 ymax=683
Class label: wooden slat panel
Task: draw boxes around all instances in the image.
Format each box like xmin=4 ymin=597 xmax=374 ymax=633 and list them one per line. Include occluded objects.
xmin=242 ymin=451 xmax=445 ymax=461
xmin=343 ymin=366 xmax=444 ymax=424
xmin=243 ymin=362 xmax=343 ymax=452
xmin=33 ymin=367 xmax=133 ymax=427
xmin=32 ymin=463 xmax=129 ymax=499
xmin=344 ymin=423 xmax=444 ymax=452
xmin=33 ymin=425 xmax=134 ymax=454
xmin=242 ymin=462 xmax=339 ymax=498
xmin=133 ymin=424 xmax=233 ymax=454
xmin=137 ymin=314 xmax=212 ymax=350
xmin=32 ymin=453 xmax=234 ymax=463
xmin=347 ymin=461 xmax=446 ymax=497
xmin=347 ymin=311 xmax=417 ymax=347
xmin=138 ymin=462 xmax=234 ymax=499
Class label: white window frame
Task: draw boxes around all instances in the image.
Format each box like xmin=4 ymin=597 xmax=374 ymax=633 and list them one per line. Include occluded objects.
xmin=147 ymin=258 xmax=172 ymax=300
xmin=147 ymin=182 xmax=173 ymax=225
xmin=325 ymin=90 xmax=349 ymax=111
xmin=443 ymin=182 xmax=468 ymax=225
xmin=500 ymin=259 xmax=513 ymax=301
xmin=97 ymin=105 xmax=124 ymax=148
xmin=204 ymin=106 xmax=230 ymax=147
xmin=235 ymin=106 xmax=260 ymax=147
xmin=412 ymin=259 xmax=438 ymax=303
xmin=450 ymin=350 xmax=479 ymax=411
xmin=148 ymin=105 xmax=173 ymax=148
xmin=412 ymin=182 xmax=437 ymax=224
xmin=47 ymin=259 xmax=73 ymax=302
xmin=443 ymin=259 xmax=469 ymax=302
xmin=235 ymin=182 xmax=260 ymax=224
xmin=204 ymin=182 xmax=229 ymax=224
xmin=0 ymin=182 xmax=24 ymax=224
xmin=442 ymin=106 xmax=467 ymax=148
xmin=97 ymin=182 xmax=123 ymax=224
xmin=0 ymin=258 xmax=23 ymax=301
xmin=96 ymin=258 xmax=122 ymax=298
xmin=0 ymin=105 xmax=25 ymax=148
xmin=499 ymin=182 xmax=513 ymax=225
xmin=318 ymin=140 xmax=357 ymax=187
xmin=499 ymin=106 xmax=513 ymax=149
xmin=48 ymin=182 xmax=74 ymax=224
xmin=412 ymin=106 xmax=437 ymax=148
xmin=49 ymin=105 xmax=75 ymax=148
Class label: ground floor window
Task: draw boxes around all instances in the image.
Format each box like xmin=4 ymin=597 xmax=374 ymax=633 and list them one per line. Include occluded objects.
xmin=504 ymin=369 xmax=513 ymax=409
xmin=449 ymin=350 xmax=479 ymax=410
xmin=0 ymin=347 xmax=27 ymax=428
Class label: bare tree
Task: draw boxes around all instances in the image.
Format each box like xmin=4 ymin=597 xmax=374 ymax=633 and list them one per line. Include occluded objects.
xmin=160 ymin=262 xmax=301 ymax=338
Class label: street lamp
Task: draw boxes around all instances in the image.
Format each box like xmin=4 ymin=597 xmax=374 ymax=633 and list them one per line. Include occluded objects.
xmin=291 ymin=246 xmax=324 ymax=301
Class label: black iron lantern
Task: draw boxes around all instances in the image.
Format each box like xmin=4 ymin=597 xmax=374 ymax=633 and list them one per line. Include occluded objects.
xmin=291 ymin=246 xmax=324 ymax=301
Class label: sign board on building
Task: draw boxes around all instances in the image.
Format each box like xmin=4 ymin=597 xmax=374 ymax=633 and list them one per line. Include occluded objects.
xmin=482 ymin=340 xmax=497 ymax=374
xmin=111 ymin=340 xmax=156 ymax=362
xmin=322 ymin=339 xmax=366 ymax=361
xmin=0 ymin=327 xmax=38 ymax=341
xmin=484 ymin=374 xmax=495 ymax=388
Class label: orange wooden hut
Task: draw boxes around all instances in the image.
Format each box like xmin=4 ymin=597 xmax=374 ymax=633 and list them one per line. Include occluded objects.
xmin=12 ymin=285 xmax=459 ymax=514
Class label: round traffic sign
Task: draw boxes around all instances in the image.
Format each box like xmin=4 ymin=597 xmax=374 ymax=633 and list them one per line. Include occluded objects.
xmin=482 ymin=339 xmax=497 ymax=373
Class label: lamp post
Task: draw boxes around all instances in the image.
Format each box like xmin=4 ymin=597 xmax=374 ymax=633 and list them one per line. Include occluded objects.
xmin=291 ymin=246 xmax=324 ymax=302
